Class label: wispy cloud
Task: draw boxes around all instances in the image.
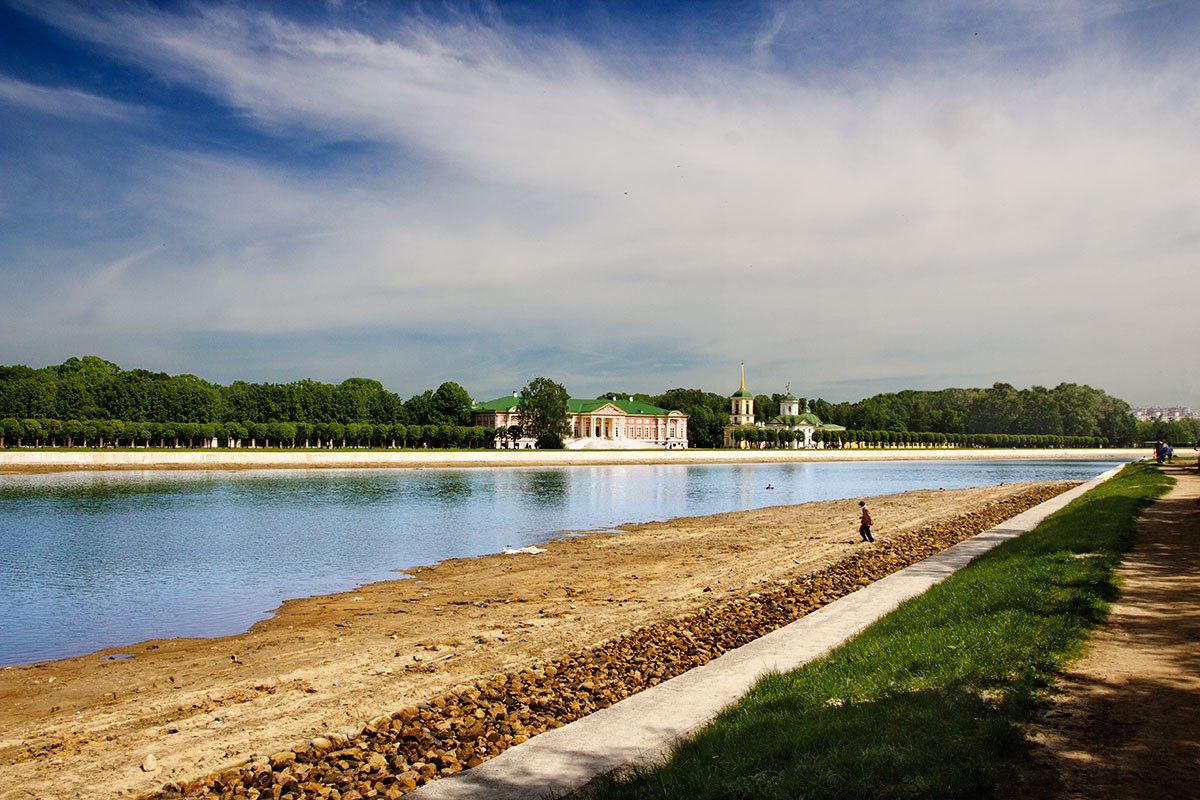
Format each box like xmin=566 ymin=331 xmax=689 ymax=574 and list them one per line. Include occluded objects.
xmin=2 ymin=1 xmax=1198 ymax=404
xmin=0 ymin=75 xmax=139 ymax=121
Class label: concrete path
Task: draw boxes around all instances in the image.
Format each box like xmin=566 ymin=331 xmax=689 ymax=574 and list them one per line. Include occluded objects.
xmin=408 ymin=466 xmax=1125 ymax=800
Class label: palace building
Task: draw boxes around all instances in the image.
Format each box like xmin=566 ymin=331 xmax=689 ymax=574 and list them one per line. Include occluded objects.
xmin=722 ymin=365 xmax=845 ymax=448
xmin=472 ymin=393 xmax=688 ymax=450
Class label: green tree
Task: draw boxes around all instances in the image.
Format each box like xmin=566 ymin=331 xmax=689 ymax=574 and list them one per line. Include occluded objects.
xmin=430 ymin=381 xmax=473 ymax=426
xmin=335 ymin=378 xmax=385 ymax=423
xmin=1 ymin=417 xmax=22 ymax=447
xmin=648 ymin=388 xmax=728 ymax=448
xmin=518 ymin=377 xmax=569 ymax=449
xmin=405 ymin=390 xmax=435 ymax=426
xmin=753 ymin=394 xmax=774 ymax=423
xmin=967 ymin=383 xmax=1022 ymax=434
xmin=1016 ymin=385 xmax=1063 ymax=435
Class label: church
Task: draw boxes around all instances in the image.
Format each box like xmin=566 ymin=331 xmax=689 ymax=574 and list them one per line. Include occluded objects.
xmin=722 ymin=365 xmax=845 ymax=448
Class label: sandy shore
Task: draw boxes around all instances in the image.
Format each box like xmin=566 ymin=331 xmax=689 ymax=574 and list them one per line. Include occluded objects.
xmin=1 ymin=477 xmax=1083 ymax=799
xmin=0 ymin=447 xmax=1149 ymax=473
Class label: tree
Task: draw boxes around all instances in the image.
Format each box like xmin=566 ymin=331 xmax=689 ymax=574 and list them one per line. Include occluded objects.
xmin=335 ymin=378 xmax=385 ymax=423
xmin=518 ymin=377 xmax=569 ymax=449
xmin=753 ymin=394 xmax=774 ymax=423
xmin=430 ymin=381 xmax=473 ymax=426
xmin=685 ymin=405 xmax=722 ymax=449
xmin=0 ymin=417 xmax=21 ymax=447
xmin=405 ymin=390 xmax=435 ymax=426
xmin=648 ymin=388 xmax=728 ymax=448
xmin=967 ymin=383 xmax=1022 ymax=434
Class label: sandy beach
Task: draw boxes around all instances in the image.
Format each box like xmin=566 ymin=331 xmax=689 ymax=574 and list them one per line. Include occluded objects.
xmin=0 ymin=462 xmax=1093 ymax=800
xmin=0 ymin=447 xmax=1149 ymax=474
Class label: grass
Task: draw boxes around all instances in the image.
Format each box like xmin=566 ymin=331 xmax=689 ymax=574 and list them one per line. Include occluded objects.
xmin=588 ymin=462 xmax=1172 ymax=800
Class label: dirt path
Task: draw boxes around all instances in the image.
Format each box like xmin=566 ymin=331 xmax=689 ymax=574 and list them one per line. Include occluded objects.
xmin=1004 ymin=463 xmax=1200 ymax=799
xmin=0 ymin=482 xmax=1061 ymax=800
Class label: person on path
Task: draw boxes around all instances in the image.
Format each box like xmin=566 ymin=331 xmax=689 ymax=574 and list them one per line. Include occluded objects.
xmin=858 ymin=500 xmax=875 ymax=543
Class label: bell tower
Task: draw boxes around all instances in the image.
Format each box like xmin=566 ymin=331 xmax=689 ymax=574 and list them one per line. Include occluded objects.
xmin=780 ymin=383 xmax=800 ymax=417
xmin=729 ymin=363 xmax=754 ymax=425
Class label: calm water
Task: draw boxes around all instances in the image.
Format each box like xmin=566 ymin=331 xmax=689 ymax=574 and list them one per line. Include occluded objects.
xmin=0 ymin=458 xmax=1124 ymax=665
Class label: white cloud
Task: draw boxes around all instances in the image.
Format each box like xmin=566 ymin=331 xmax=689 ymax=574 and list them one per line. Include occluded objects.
xmin=4 ymin=2 xmax=1199 ymax=404
xmin=0 ymin=75 xmax=139 ymax=121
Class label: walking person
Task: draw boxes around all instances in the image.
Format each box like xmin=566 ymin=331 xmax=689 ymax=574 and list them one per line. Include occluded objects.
xmin=858 ymin=500 xmax=875 ymax=543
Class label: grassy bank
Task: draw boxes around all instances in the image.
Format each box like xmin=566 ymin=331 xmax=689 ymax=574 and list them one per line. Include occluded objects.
xmin=589 ymin=462 xmax=1172 ymax=800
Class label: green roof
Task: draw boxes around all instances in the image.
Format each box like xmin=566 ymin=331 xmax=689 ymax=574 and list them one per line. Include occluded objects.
xmin=569 ymin=397 xmax=675 ymax=415
xmin=471 ymin=395 xmax=521 ymax=412
xmin=731 ymin=388 xmax=753 ymax=399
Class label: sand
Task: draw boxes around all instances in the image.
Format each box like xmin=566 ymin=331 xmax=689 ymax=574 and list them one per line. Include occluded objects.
xmin=0 ymin=447 xmax=1150 ymax=474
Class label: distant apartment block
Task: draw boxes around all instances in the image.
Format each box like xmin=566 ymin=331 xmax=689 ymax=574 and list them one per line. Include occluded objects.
xmin=1132 ymin=406 xmax=1195 ymax=422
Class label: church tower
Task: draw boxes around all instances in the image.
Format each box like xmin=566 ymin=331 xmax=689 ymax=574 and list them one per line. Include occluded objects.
xmin=780 ymin=383 xmax=800 ymax=418
xmin=729 ymin=363 xmax=754 ymax=425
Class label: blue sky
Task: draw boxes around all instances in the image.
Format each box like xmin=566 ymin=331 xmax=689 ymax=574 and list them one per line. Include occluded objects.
xmin=1 ymin=1 xmax=1197 ymax=407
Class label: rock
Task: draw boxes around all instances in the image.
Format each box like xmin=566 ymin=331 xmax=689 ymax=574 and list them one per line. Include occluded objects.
xmin=141 ymin=753 xmax=159 ymax=772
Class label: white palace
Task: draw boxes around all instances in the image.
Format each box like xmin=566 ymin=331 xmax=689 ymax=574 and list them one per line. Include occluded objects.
xmin=472 ymin=393 xmax=688 ymax=450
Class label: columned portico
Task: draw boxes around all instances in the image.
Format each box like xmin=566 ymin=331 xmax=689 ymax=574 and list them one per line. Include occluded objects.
xmin=472 ymin=395 xmax=688 ymax=450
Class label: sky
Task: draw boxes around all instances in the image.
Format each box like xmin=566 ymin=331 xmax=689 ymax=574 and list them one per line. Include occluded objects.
xmin=1 ymin=0 xmax=1197 ymax=407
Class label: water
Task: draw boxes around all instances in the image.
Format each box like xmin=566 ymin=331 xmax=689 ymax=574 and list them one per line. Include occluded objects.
xmin=0 ymin=458 xmax=1124 ymax=665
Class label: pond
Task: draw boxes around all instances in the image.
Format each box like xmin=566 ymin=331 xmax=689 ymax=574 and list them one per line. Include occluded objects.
xmin=0 ymin=458 xmax=1125 ymax=665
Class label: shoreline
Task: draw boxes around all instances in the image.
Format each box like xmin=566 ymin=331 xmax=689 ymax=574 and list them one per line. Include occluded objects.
xmin=0 ymin=447 xmax=1149 ymax=474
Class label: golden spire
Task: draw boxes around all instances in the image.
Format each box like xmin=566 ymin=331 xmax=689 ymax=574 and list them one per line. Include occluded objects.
xmin=740 ymin=361 xmax=745 ymax=391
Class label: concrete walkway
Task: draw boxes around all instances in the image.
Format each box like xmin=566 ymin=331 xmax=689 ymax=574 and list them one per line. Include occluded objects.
xmin=408 ymin=465 xmax=1125 ymax=800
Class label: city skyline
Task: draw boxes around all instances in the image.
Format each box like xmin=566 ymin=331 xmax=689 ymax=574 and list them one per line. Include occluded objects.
xmin=2 ymin=1 xmax=1197 ymax=408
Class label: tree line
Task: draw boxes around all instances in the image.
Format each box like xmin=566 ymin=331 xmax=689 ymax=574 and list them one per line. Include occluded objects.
xmin=0 ymin=356 xmax=496 ymax=449
xmin=633 ymin=382 xmax=1161 ymax=448
xmin=728 ymin=428 xmax=1107 ymax=449
xmin=0 ymin=356 xmax=472 ymax=424
xmin=1 ymin=356 xmax=1191 ymax=450
xmin=0 ymin=418 xmax=502 ymax=450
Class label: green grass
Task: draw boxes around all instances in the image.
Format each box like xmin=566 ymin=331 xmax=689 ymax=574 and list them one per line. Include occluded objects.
xmin=589 ymin=462 xmax=1172 ymax=800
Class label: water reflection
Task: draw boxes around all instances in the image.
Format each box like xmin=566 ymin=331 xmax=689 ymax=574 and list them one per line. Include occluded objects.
xmin=0 ymin=459 xmax=1124 ymax=665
